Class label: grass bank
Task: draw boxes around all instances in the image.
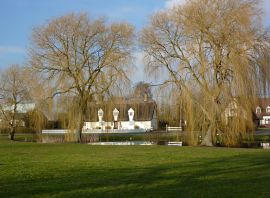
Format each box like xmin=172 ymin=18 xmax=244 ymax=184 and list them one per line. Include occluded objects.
xmin=0 ymin=136 xmax=270 ymax=197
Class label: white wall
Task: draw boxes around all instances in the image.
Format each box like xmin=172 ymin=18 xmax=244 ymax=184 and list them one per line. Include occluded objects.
xmin=83 ymin=108 xmax=158 ymax=130
xmin=134 ymin=121 xmax=152 ymax=129
xmin=3 ymin=103 xmax=35 ymax=113
xmin=260 ymin=116 xmax=270 ymax=125
xmin=83 ymin=120 xmax=154 ymax=130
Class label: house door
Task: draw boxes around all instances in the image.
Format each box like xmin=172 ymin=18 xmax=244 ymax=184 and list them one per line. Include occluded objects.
xmin=114 ymin=121 xmax=118 ymax=129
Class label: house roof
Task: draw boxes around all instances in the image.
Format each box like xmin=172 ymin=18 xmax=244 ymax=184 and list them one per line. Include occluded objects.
xmin=85 ymin=100 xmax=156 ymax=122
xmin=257 ymin=98 xmax=270 ymax=108
xmin=255 ymin=98 xmax=270 ymax=117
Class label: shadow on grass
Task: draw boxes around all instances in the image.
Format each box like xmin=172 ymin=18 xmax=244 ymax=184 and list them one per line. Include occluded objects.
xmin=1 ymin=151 xmax=270 ymax=198
xmin=0 ymin=134 xmax=36 ymax=143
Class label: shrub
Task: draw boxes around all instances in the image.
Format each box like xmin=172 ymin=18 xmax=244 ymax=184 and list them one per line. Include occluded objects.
xmin=134 ymin=125 xmax=140 ymax=129
xmin=261 ymin=136 xmax=270 ymax=142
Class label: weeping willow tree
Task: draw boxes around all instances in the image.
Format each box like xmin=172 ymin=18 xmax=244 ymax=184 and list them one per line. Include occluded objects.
xmin=29 ymin=13 xmax=134 ymax=142
xmin=141 ymin=0 xmax=270 ymax=146
xmin=154 ymin=85 xmax=181 ymax=127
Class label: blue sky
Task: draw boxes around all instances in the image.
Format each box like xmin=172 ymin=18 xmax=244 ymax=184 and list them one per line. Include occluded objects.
xmin=0 ymin=0 xmax=269 ymax=83
xmin=0 ymin=0 xmax=164 ymax=68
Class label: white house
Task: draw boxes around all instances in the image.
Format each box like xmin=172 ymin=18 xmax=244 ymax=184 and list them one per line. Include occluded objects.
xmin=83 ymin=99 xmax=157 ymax=132
xmin=0 ymin=102 xmax=36 ymax=127
xmin=2 ymin=103 xmax=35 ymax=113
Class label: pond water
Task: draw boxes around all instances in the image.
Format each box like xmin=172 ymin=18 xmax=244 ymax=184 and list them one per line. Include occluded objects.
xmin=88 ymin=141 xmax=153 ymax=145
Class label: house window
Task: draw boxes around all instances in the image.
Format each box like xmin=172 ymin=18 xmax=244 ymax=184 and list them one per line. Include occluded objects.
xmin=266 ymin=106 xmax=270 ymax=113
xmin=256 ymin=106 xmax=261 ymax=114
xmin=265 ymin=119 xmax=270 ymax=125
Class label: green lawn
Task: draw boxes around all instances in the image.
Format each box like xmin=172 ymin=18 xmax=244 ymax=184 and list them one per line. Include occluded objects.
xmin=0 ymin=136 xmax=270 ymax=198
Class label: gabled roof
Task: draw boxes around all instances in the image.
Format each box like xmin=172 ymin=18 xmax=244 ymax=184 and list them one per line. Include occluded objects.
xmin=85 ymin=100 xmax=156 ymax=122
xmin=255 ymin=98 xmax=270 ymax=117
xmin=257 ymin=98 xmax=270 ymax=109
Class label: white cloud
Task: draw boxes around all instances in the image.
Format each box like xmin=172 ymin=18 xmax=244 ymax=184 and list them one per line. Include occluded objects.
xmin=132 ymin=51 xmax=146 ymax=83
xmin=0 ymin=46 xmax=25 ymax=54
xmin=165 ymin=0 xmax=186 ymax=9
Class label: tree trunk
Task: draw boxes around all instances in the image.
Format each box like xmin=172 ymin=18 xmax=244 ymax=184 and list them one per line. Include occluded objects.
xmin=76 ymin=101 xmax=87 ymax=143
xmin=9 ymin=128 xmax=15 ymax=140
xmin=200 ymin=127 xmax=213 ymax=146
xmin=76 ymin=116 xmax=84 ymax=143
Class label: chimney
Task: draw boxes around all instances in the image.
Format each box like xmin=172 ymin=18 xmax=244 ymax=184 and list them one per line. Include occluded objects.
xmin=144 ymin=93 xmax=148 ymax=102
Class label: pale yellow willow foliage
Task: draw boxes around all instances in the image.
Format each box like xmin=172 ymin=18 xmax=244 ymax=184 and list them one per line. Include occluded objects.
xmin=29 ymin=13 xmax=134 ymax=142
xmin=141 ymin=0 xmax=270 ymax=146
xmin=0 ymin=65 xmax=29 ymax=140
xmin=59 ymin=95 xmax=79 ymax=142
xmin=23 ymin=68 xmax=55 ymax=134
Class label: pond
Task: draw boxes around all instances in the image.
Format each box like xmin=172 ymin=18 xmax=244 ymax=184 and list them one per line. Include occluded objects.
xmin=88 ymin=141 xmax=153 ymax=145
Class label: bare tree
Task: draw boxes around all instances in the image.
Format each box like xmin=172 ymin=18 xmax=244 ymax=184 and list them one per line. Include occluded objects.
xmin=0 ymin=65 xmax=29 ymax=140
xmin=133 ymin=81 xmax=153 ymax=100
xmin=29 ymin=13 xmax=134 ymax=142
xmin=141 ymin=0 xmax=270 ymax=146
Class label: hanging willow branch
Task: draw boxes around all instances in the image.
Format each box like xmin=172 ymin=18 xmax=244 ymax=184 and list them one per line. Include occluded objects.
xmin=141 ymin=0 xmax=270 ymax=146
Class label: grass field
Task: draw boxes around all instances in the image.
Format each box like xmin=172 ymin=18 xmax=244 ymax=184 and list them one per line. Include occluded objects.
xmin=0 ymin=135 xmax=270 ymax=198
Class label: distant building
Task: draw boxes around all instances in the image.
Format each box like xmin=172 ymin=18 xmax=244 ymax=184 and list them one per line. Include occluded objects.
xmin=83 ymin=98 xmax=157 ymax=132
xmin=255 ymin=98 xmax=270 ymax=127
xmin=0 ymin=103 xmax=36 ymax=127
xmin=2 ymin=103 xmax=35 ymax=113
xmin=224 ymin=99 xmax=258 ymax=128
